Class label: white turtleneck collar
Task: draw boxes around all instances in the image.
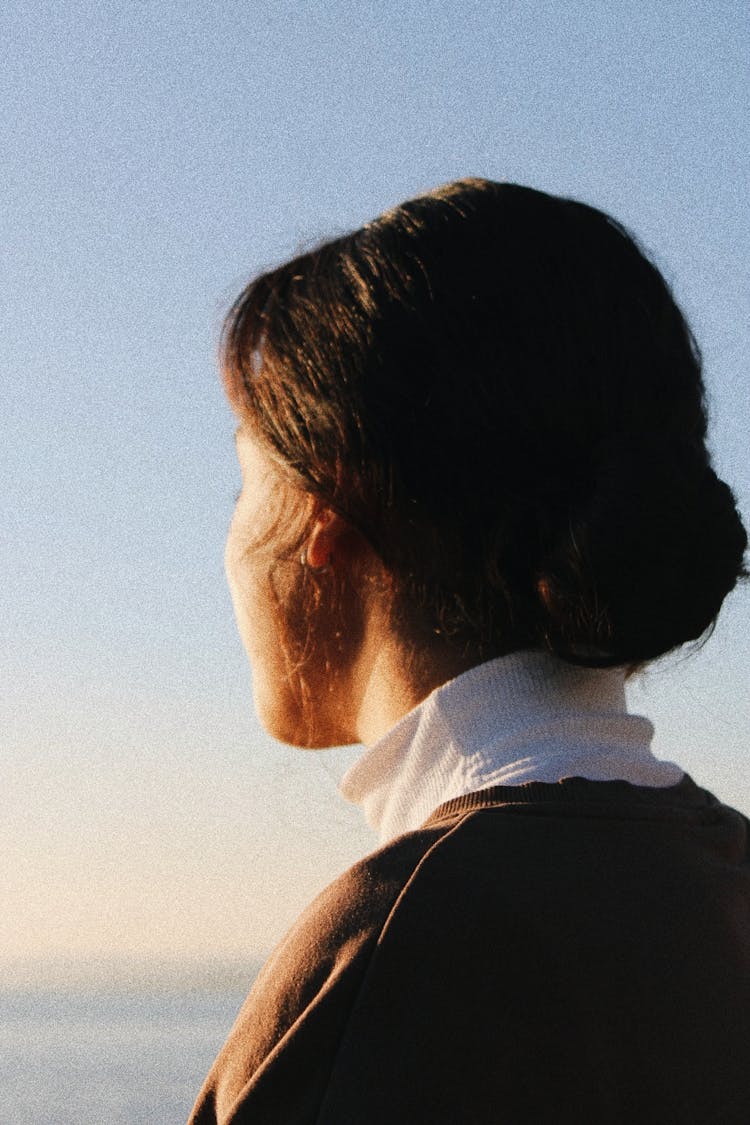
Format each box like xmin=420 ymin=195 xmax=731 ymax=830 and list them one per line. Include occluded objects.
xmin=339 ymin=650 xmax=684 ymax=843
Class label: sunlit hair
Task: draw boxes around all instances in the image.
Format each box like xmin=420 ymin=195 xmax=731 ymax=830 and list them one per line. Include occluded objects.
xmin=222 ymin=178 xmax=747 ymax=667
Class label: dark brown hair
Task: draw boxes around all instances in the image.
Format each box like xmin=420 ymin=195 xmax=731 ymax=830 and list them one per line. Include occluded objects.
xmin=222 ymin=178 xmax=747 ymax=667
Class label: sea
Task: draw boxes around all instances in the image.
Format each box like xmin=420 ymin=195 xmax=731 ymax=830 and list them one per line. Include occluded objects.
xmin=0 ymin=960 xmax=261 ymax=1124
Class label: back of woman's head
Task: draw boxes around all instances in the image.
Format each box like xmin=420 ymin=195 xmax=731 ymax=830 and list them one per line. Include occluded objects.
xmin=222 ymin=177 xmax=747 ymax=667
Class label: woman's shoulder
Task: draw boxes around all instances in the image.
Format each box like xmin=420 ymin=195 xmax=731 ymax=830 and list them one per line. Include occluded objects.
xmin=297 ymin=775 xmax=748 ymax=955
xmin=281 ymin=817 xmax=463 ymax=963
xmin=190 ymin=781 xmax=749 ymax=1122
xmin=188 ymin=820 xmax=462 ymax=1122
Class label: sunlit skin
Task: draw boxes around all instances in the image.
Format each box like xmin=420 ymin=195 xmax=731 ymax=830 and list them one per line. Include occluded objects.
xmin=225 ymin=427 xmax=471 ymax=748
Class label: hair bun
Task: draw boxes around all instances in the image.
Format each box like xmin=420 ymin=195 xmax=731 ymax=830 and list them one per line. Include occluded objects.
xmin=537 ymin=437 xmax=748 ymax=665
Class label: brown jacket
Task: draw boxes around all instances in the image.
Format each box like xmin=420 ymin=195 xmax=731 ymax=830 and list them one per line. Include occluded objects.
xmin=189 ymin=776 xmax=750 ymax=1123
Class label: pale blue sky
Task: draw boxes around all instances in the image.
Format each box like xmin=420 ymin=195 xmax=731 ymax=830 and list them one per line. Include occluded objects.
xmin=2 ymin=0 xmax=748 ymax=966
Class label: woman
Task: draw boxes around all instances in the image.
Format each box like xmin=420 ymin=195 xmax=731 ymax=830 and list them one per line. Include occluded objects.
xmin=190 ymin=179 xmax=749 ymax=1123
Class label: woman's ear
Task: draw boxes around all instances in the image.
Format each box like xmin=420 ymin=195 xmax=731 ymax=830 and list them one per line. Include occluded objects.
xmin=304 ymin=509 xmax=352 ymax=571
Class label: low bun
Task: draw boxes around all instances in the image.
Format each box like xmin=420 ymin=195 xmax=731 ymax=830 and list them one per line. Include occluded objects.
xmin=536 ymin=438 xmax=748 ymax=665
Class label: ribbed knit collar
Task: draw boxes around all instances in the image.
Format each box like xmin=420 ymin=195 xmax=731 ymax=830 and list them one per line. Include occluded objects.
xmin=339 ymin=651 xmax=684 ymax=842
